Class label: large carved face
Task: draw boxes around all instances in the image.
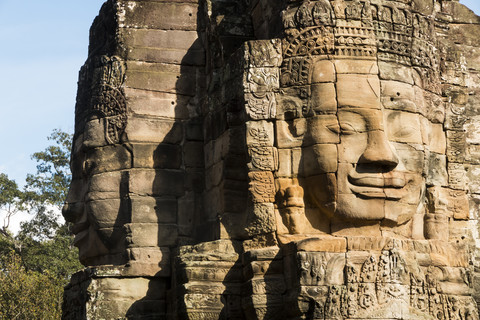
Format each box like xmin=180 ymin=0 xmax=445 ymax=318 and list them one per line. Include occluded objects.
xmin=62 ymin=56 xmax=130 ymax=266
xmin=277 ymin=58 xmax=436 ymax=231
xmin=63 ymin=117 xmax=131 ymax=265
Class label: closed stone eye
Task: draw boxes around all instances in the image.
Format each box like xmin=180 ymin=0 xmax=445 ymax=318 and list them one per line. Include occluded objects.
xmin=339 ymin=123 xmax=358 ymax=135
xmin=392 ymin=126 xmax=416 ymax=138
xmin=82 ymin=159 xmax=95 ymax=177
xmin=327 ymin=122 xmax=359 ymax=135
xmin=326 ymin=123 xmax=340 ymax=134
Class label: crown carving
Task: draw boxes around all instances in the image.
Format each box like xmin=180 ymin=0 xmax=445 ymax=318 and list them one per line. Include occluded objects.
xmin=281 ymin=0 xmax=438 ymax=80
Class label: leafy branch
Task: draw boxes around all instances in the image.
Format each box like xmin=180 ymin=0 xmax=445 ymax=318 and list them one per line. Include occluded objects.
xmin=0 ymin=129 xmax=82 ymax=319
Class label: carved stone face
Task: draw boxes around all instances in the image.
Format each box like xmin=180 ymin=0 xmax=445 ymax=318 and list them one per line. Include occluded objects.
xmin=63 ymin=116 xmax=131 ymax=265
xmin=62 ymin=55 xmax=131 ymax=266
xmin=278 ymin=58 xmax=429 ymax=229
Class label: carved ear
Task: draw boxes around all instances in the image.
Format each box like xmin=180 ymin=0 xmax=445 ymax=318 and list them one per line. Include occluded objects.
xmin=275 ymin=92 xmax=306 ymax=147
xmin=276 ymin=91 xmax=303 ymax=118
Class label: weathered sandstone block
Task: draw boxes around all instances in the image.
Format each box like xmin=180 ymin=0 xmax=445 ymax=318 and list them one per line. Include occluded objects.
xmin=63 ymin=0 xmax=480 ymax=319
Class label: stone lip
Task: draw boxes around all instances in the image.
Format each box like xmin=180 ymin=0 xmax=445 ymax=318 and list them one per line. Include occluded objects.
xmin=348 ymin=173 xmax=405 ymax=188
xmin=72 ymin=228 xmax=89 ymax=247
xmin=346 ymin=161 xmax=408 ymax=200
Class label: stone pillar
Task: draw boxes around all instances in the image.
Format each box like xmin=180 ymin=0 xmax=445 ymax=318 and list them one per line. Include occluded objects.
xmin=63 ymin=0 xmax=205 ymax=318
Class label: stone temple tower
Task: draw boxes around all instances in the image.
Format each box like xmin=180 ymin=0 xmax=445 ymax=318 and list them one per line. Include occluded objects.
xmin=62 ymin=0 xmax=480 ymax=319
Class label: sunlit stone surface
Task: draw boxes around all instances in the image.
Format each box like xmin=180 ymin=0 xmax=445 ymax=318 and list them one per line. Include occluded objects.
xmin=62 ymin=1 xmax=480 ymax=319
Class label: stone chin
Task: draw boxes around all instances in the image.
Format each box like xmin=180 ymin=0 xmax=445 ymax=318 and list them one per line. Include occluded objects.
xmin=305 ymin=174 xmax=387 ymax=222
xmin=305 ymin=177 xmax=419 ymax=225
xmin=74 ymin=227 xmax=108 ymax=265
xmin=335 ymin=194 xmax=387 ymax=221
xmin=73 ymin=226 xmax=125 ymax=266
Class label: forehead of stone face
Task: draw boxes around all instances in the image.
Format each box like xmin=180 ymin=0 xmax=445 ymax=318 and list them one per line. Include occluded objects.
xmin=70 ymin=118 xmax=131 ymax=180
xmin=336 ymin=74 xmax=381 ymax=109
xmin=309 ymin=58 xmax=381 ymax=111
xmin=82 ymin=116 xmax=108 ymax=149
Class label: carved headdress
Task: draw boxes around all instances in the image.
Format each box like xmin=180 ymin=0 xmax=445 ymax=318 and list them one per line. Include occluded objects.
xmin=280 ymin=0 xmax=438 ymax=88
xmin=75 ymin=55 xmax=127 ymax=144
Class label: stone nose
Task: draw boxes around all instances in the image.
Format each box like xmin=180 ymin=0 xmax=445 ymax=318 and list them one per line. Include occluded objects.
xmin=62 ymin=179 xmax=85 ymax=223
xmin=62 ymin=201 xmax=83 ymax=223
xmin=358 ymin=130 xmax=399 ymax=168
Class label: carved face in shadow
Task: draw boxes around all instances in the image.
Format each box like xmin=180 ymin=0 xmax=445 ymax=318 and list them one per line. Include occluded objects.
xmin=62 ymin=116 xmax=131 ymax=265
xmin=278 ymin=59 xmax=431 ymax=229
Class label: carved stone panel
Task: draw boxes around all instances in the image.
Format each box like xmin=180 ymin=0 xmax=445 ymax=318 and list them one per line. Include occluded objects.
xmin=63 ymin=0 xmax=480 ymax=319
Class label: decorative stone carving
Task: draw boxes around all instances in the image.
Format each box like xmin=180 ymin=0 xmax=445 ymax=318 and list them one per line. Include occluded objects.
xmin=77 ymin=55 xmax=127 ymax=145
xmin=248 ymin=171 xmax=275 ymax=203
xmin=63 ymin=0 xmax=480 ymax=319
xmin=248 ymin=146 xmax=278 ymax=171
xmin=245 ymin=68 xmax=278 ymax=120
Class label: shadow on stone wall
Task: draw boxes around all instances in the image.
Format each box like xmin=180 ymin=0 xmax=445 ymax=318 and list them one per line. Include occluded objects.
xmin=125 ymin=1 xmax=208 ymax=318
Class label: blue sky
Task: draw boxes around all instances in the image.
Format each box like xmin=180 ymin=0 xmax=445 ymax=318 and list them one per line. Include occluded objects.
xmin=0 ymin=0 xmax=105 ymax=186
xmin=0 ymin=0 xmax=105 ymax=232
xmin=461 ymin=0 xmax=480 ymax=15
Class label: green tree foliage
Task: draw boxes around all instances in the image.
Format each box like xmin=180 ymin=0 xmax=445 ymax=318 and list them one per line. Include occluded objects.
xmin=0 ymin=173 xmax=23 ymax=235
xmin=23 ymin=129 xmax=72 ymax=208
xmin=16 ymin=208 xmax=81 ymax=279
xmin=0 ymin=175 xmax=23 ymax=258
xmin=0 ymin=129 xmax=82 ymax=319
xmin=0 ymin=253 xmax=63 ymax=320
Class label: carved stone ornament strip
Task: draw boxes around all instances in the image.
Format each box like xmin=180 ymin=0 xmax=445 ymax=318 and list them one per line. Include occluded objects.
xmin=76 ymin=55 xmax=127 ymax=145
